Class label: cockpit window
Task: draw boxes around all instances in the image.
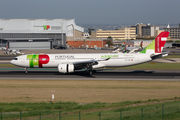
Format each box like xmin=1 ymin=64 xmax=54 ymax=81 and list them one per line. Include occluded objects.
xmin=13 ymin=58 xmax=18 ymax=60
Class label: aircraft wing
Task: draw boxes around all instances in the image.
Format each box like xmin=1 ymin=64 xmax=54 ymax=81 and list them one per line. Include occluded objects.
xmin=63 ymin=58 xmax=110 ymax=70
xmin=73 ymin=57 xmax=110 ymax=64
xmin=73 ymin=59 xmax=98 ymax=66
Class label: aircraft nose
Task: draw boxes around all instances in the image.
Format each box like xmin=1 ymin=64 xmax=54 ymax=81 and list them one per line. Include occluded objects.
xmin=10 ymin=60 xmax=14 ymax=64
xmin=10 ymin=57 xmax=18 ymax=65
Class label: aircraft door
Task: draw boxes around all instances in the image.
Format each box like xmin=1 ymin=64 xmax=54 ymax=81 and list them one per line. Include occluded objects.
xmin=134 ymin=55 xmax=139 ymax=61
xmin=21 ymin=56 xmax=25 ymax=63
xmin=50 ymin=56 xmax=55 ymax=62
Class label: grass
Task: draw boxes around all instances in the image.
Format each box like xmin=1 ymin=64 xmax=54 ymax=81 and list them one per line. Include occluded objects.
xmin=1 ymin=80 xmax=180 ymax=119
xmin=1 ymin=99 xmax=180 ymax=120
xmin=163 ymin=55 xmax=180 ymax=58
xmin=0 ymin=64 xmax=16 ymax=67
xmin=109 ymin=62 xmax=180 ymax=70
xmin=0 ymin=98 xmax=178 ymax=112
xmin=1 ymin=80 xmax=180 ymax=103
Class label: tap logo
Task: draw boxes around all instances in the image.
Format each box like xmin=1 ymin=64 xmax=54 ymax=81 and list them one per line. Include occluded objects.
xmin=155 ymin=33 xmax=168 ymax=53
xmin=43 ymin=25 xmax=50 ymax=30
xmin=27 ymin=54 xmax=50 ymax=68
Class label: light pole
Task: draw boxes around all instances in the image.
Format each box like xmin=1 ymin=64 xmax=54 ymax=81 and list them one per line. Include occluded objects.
xmin=0 ymin=28 xmax=3 ymax=47
xmin=61 ymin=22 xmax=63 ymax=46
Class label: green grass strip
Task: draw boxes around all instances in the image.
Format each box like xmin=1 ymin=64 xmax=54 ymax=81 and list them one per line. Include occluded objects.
xmin=107 ymin=63 xmax=180 ymax=70
xmin=0 ymin=64 xmax=16 ymax=67
xmin=0 ymin=98 xmax=180 ymax=120
xmin=163 ymin=55 xmax=180 ymax=58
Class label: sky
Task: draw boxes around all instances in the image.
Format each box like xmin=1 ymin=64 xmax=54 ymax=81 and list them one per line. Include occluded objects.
xmin=0 ymin=0 xmax=179 ymax=25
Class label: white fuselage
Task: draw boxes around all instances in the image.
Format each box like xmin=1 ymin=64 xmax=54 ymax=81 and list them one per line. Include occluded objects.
xmin=11 ymin=53 xmax=152 ymax=69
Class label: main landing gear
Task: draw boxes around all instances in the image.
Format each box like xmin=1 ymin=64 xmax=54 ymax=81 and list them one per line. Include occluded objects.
xmin=85 ymin=64 xmax=96 ymax=75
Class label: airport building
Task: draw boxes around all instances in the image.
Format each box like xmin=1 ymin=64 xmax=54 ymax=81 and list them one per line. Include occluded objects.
xmin=133 ymin=23 xmax=160 ymax=38
xmin=141 ymin=24 xmax=159 ymax=37
xmin=164 ymin=24 xmax=180 ymax=40
xmin=91 ymin=27 xmax=136 ymax=40
xmin=0 ymin=19 xmax=84 ymax=49
xmin=67 ymin=38 xmax=112 ymax=48
xmin=134 ymin=23 xmax=146 ymax=37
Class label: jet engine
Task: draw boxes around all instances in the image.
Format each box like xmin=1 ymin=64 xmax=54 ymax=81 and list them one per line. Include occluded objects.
xmin=58 ymin=64 xmax=74 ymax=73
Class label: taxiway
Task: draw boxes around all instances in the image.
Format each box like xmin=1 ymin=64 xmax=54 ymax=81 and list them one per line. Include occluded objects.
xmin=0 ymin=68 xmax=180 ymax=81
xmin=1 ymin=48 xmax=180 ymax=81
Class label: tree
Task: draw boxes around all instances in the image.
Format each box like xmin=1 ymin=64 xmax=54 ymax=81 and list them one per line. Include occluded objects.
xmin=107 ymin=36 xmax=112 ymax=39
xmin=106 ymin=40 xmax=113 ymax=47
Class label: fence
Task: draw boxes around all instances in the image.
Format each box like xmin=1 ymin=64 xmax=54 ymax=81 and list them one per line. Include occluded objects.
xmin=1 ymin=103 xmax=180 ymax=120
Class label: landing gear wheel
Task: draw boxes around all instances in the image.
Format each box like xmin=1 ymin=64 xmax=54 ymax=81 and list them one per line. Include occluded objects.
xmin=92 ymin=70 xmax=96 ymax=73
xmin=85 ymin=70 xmax=93 ymax=76
xmin=88 ymin=70 xmax=93 ymax=75
xmin=85 ymin=64 xmax=93 ymax=76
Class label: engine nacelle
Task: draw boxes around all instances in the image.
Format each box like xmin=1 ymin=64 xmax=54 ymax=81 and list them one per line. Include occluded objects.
xmin=58 ymin=64 xmax=74 ymax=73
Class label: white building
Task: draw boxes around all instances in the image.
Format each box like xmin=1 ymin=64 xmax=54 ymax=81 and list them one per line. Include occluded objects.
xmin=0 ymin=19 xmax=84 ymax=49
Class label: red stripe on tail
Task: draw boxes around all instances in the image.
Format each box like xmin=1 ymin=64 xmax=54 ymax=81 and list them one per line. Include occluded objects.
xmin=155 ymin=31 xmax=169 ymax=53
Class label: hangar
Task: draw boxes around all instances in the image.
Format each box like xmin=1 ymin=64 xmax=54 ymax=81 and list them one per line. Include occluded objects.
xmin=0 ymin=19 xmax=84 ymax=49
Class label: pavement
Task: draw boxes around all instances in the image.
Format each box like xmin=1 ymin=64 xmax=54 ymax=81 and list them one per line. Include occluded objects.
xmin=1 ymin=69 xmax=180 ymax=81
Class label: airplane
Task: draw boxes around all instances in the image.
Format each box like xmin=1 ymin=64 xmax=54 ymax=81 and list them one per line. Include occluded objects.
xmin=112 ymin=41 xmax=143 ymax=53
xmin=112 ymin=47 xmax=121 ymax=53
xmin=0 ymin=46 xmax=24 ymax=55
xmin=10 ymin=31 xmax=169 ymax=75
xmin=4 ymin=49 xmax=24 ymax=55
xmin=0 ymin=47 xmax=6 ymax=51
xmin=122 ymin=41 xmax=143 ymax=53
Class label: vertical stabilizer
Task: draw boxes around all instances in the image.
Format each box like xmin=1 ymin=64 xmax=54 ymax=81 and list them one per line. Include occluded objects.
xmin=139 ymin=41 xmax=143 ymax=49
xmin=140 ymin=31 xmax=169 ymax=53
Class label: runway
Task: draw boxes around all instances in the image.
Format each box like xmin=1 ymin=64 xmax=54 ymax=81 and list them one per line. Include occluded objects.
xmin=1 ymin=48 xmax=180 ymax=81
xmin=1 ymin=68 xmax=180 ymax=81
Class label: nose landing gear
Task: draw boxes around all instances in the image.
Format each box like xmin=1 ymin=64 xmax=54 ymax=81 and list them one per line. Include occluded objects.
xmin=25 ymin=68 xmax=27 ymax=74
